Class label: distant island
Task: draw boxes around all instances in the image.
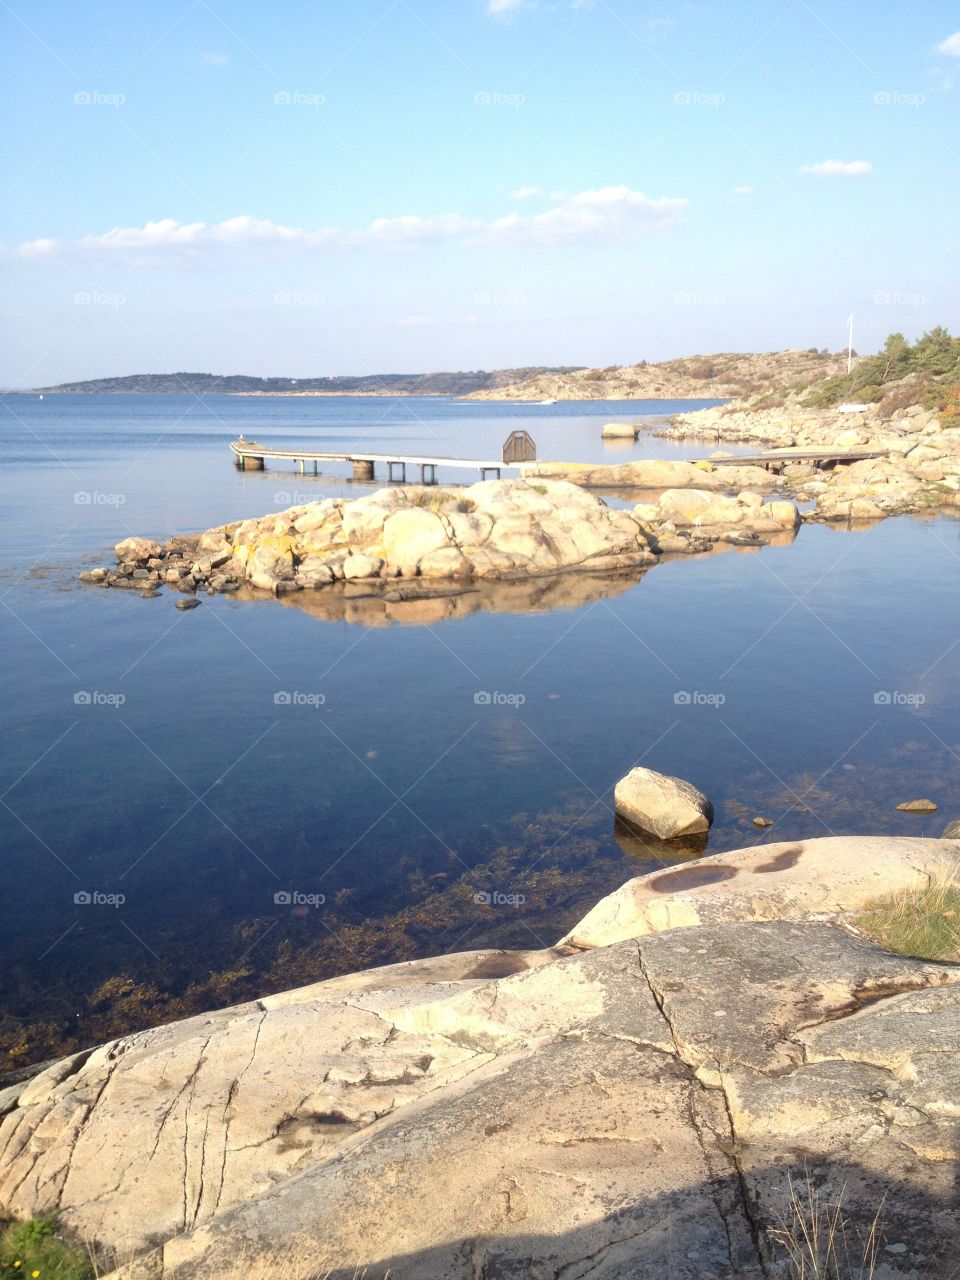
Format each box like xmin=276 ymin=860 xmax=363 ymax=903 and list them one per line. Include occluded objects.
xmin=30 ymin=367 xmax=584 ymax=397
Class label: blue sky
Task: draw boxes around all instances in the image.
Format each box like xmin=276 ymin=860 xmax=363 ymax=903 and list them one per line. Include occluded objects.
xmin=2 ymin=0 xmax=959 ymax=385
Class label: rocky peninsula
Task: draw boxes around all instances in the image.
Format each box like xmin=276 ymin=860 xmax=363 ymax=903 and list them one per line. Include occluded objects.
xmin=1 ymin=833 xmax=957 ymax=1278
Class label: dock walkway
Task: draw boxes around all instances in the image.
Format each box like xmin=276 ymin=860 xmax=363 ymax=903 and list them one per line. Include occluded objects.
xmin=229 ymin=439 xmax=517 ymax=483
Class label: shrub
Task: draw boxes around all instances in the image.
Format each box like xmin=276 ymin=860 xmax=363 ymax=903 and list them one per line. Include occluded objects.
xmin=877 ymin=382 xmax=925 ymax=420
xmin=0 ymin=1217 xmax=94 ymax=1280
xmin=686 ymin=360 xmax=718 ymax=379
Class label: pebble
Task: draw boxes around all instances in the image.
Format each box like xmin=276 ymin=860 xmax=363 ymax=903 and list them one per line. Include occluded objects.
xmin=175 ymin=598 xmax=201 ymax=611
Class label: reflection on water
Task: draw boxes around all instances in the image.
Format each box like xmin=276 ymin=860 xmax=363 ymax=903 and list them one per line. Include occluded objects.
xmin=271 ymin=568 xmax=649 ymax=627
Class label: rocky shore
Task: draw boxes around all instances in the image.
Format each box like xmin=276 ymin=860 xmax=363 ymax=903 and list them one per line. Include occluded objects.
xmin=663 ymin=399 xmax=960 ymax=523
xmin=79 ymin=478 xmax=800 ymax=602
xmin=1 ymin=834 xmax=957 ymax=1278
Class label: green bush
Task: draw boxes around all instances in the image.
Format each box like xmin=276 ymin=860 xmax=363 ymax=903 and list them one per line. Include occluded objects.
xmin=803 ymin=328 xmax=960 ymax=409
xmin=0 ymin=1217 xmax=94 ymax=1280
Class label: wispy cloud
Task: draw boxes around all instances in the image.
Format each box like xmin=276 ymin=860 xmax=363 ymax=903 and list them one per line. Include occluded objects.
xmin=731 ymin=185 xmax=753 ymax=196
xmin=487 ymin=0 xmax=597 ymax=13
xmin=937 ymin=31 xmax=960 ymax=57
xmin=18 ymin=187 xmax=688 ymax=265
xmin=510 ymin=185 xmax=541 ymax=199
xmin=799 ymin=159 xmax=872 ymax=177
xmin=202 ymin=51 xmax=231 ymax=66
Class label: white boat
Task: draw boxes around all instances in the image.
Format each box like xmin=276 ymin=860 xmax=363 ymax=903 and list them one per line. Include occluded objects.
xmin=539 ymin=398 xmax=557 ymax=404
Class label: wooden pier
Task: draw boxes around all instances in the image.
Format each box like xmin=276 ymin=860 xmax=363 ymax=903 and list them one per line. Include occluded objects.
xmin=229 ymin=439 xmax=519 ymax=484
xmin=707 ymin=446 xmax=889 ymax=476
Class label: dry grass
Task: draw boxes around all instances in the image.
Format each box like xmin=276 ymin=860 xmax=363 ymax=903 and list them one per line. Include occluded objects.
xmin=854 ymin=872 xmax=960 ymax=962
xmin=768 ymin=1177 xmax=882 ymax=1279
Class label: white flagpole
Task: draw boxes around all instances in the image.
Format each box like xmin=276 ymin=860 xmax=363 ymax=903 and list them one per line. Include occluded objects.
xmin=847 ymin=313 xmax=854 ymax=373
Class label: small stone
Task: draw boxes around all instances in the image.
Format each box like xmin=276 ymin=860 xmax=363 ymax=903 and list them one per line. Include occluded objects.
xmin=896 ymin=799 xmax=938 ymax=813
xmin=138 ymin=589 xmax=161 ymax=599
xmin=752 ymin=816 xmax=774 ymax=828
xmin=884 ymin=1243 xmax=907 ymax=1255
xmin=175 ymin=598 xmax=201 ymax=611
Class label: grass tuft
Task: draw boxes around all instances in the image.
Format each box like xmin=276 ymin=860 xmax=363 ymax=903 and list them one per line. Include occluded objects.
xmin=768 ymin=1176 xmax=881 ymax=1279
xmin=854 ymin=872 xmax=960 ymax=962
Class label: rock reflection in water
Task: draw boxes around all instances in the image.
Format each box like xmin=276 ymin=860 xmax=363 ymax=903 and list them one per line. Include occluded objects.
xmin=267 ymin=567 xmax=650 ymax=627
xmin=614 ymin=816 xmax=709 ymax=864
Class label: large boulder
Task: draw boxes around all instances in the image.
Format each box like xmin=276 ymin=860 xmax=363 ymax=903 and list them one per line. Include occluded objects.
xmin=613 ymin=766 xmax=713 ymax=839
xmin=601 ymin=421 xmax=638 ymax=439
xmin=114 ymin=537 xmax=161 ymax=564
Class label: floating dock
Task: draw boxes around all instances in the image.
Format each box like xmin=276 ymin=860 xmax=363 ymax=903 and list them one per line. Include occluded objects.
xmin=707 ymin=447 xmax=889 ymax=475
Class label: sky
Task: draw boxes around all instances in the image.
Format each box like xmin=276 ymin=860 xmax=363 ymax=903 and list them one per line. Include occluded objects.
xmin=2 ymin=0 xmax=959 ymax=385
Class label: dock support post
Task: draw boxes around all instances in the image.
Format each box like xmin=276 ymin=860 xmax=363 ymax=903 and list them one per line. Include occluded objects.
xmin=419 ymin=463 xmax=437 ymax=484
xmin=352 ymin=459 xmax=375 ymax=482
xmin=480 ymin=466 xmax=501 ymax=481
xmin=313 ymin=461 xmax=318 ymax=476
xmin=388 ymin=461 xmax=407 ymax=483
xmin=244 ymin=455 xmax=264 ymax=471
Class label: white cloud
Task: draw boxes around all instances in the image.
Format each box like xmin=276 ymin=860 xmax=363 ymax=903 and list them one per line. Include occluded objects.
xmin=799 ymin=159 xmax=873 ymax=177
xmin=19 ymin=187 xmax=688 ymax=264
xmin=202 ymin=51 xmax=231 ymax=65
xmin=487 ymin=0 xmax=525 ymax=13
xmin=510 ymin=185 xmax=540 ymax=199
xmin=937 ymin=31 xmax=960 ymax=56
xmin=731 ymin=185 xmax=753 ymax=196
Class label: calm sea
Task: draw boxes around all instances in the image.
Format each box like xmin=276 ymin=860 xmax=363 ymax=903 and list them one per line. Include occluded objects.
xmin=2 ymin=393 xmax=958 ymax=1068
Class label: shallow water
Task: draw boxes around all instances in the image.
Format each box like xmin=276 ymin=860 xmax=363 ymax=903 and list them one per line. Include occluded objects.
xmin=1 ymin=393 xmax=958 ymax=1068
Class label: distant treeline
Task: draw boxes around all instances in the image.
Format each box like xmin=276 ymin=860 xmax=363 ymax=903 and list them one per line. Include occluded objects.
xmin=35 ymin=367 xmax=584 ymax=396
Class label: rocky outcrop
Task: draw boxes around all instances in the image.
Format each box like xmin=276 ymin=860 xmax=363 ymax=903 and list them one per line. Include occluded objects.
xmin=601 ymin=421 xmax=638 ymax=439
xmin=614 ymin=766 xmax=713 ymax=839
xmin=80 ymin=480 xmax=801 ymax=602
xmin=522 ymin=457 xmax=781 ymax=491
xmin=1 ymin=837 xmax=957 ymax=1279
